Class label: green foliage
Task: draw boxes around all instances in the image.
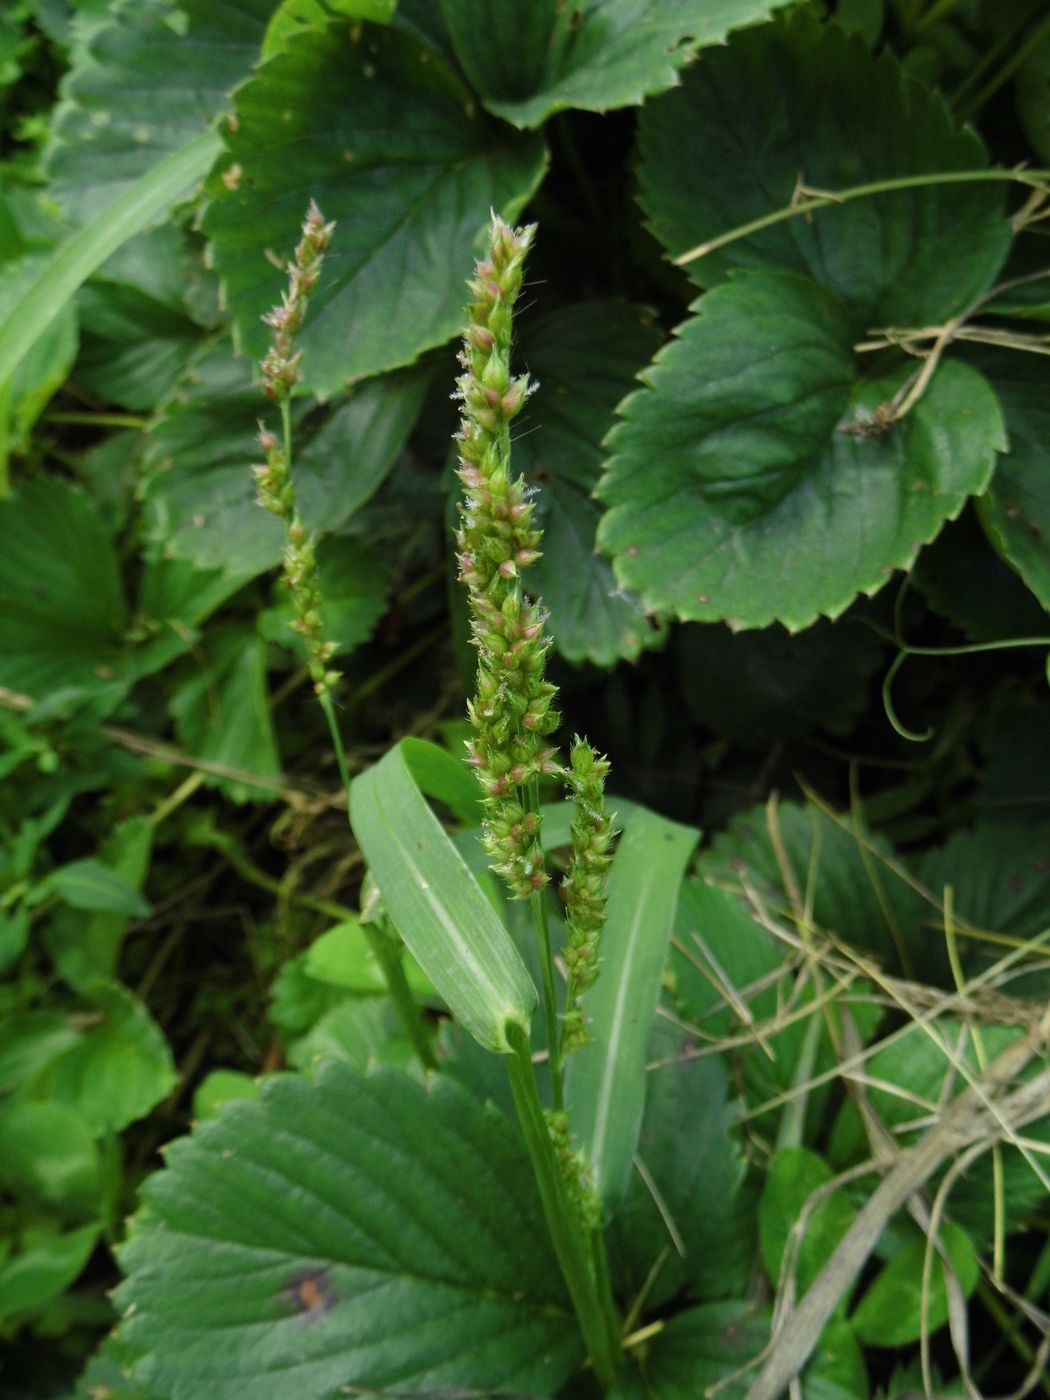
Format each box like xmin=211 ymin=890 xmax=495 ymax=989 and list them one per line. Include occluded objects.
xmin=117 ymin=1065 xmax=582 ymax=1399
xmin=4 ymin=0 xmax=1050 ymax=1393
xmin=598 ymin=271 xmax=1005 ymax=630
xmin=203 ymin=22 xmax=548 ymax=397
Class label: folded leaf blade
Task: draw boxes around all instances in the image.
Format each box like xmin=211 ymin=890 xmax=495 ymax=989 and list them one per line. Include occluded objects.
xmin=350 ymin=743 xmax=536 ymax=1053
xmin=566 ymin=807 xmax=698 ymax=1206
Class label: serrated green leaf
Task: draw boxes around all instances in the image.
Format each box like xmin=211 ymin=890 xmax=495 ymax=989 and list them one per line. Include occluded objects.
xmin=637 ymin=17 xmax=1011 ymax=326
xmin=510 ymin=301 xmax=664 ymax=665
xmin=169 ymin=624 xmax=281 ymax=803
xmin=850 ymin=1222 xmax=978 ymax=1346
xmin=349 ymin=742 xmax=536 ymax=1052
xmin=65 ymin=1335 xmax=157 ymax=1400
xmin=441 ymin=0 xmax=797 ymax=130
xmin=0 ymin=476 xmax=130 ymax=701
xmin=36 ymin=857 xmax=150 ymax=918
xmin=971 ymin=348 xmax=1050 ymax=613
xmin=203 ymin=22 xmax=548 ymax=398
xmin=565 ymin=806 xmax=698 ymax=1206
xmin=263 ymin=0 xmax=396 ymax=59
xmin=598 ymin=271 xmax=1005 ymax=631
xmin=117 ymin=1065 xmax=581 ymax=1399
xmin=46 ymin=0 xmax=271 ymax=224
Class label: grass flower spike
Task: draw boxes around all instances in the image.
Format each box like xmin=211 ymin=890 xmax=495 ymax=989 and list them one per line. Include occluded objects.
xmin=455 ymin=215 xmax=560 ymax=901
xmin=251 ymin=200 xmax=339 ymax=697
xmin=560 ymin=738 xmax=616 ymax=1055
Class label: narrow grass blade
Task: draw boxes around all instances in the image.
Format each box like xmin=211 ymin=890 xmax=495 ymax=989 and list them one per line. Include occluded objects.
xmin=350 ymin=742 xmax=536 ymax=1053
xmin=565 ymin=808 xmax=699 ymax=1207
xmin=0 ymin=130 xmax=221 ymax=394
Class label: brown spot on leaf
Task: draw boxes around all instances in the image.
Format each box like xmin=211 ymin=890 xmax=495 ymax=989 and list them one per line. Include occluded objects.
xmin=286 ymin=1269 xmax=336 ymax=1319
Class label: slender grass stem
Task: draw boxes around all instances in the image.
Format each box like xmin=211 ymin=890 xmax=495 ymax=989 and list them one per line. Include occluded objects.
xmin=674 ymin=169 xmax=1050 ymax=268
xmin=505 ymin=1024 xmax=621 ymax=1390
xmin=526 ymin=779 xmax=563 ymax=1108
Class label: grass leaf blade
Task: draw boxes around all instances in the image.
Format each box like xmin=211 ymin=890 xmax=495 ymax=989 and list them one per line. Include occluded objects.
xmin=566 ymin=807 xmax=699 ymax=1207
xmin=349 ymin=742 xmax=536 ymax=1053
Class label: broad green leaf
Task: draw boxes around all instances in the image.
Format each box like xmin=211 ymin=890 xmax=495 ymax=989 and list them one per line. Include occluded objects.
xmin=441 ymin=0 xmax=798 ymax=130
xmin=46 ymin=0 xmax=271 ymax=223
xmin=65 ymin=1336 xmax=157 ymax=1400
xmin=203 ymin=22 xmax=548 ymax=398
xmin=972 ymin=349 xmax=1050 ymax=613
xmin=0 ymin=1012 xmax=80 ymax=1098
xmin=44 ymin=815 xmax=154 ymax=987
xmin=268 ymin=953 xmax=351 ymax=1042
xmin=288 ymin=998 xmax=419 ymax=1074
xmin=565 ymin=806 xmax=698 ymax=1206
xmin=263 ymin=0 xmax=396 ymax=58
xmin=919 ymin=819 xmax=1050 ymax=948
xmin=914 ymin=506 xmax=1049 ymax=643
xmin=0 ymin=905 xmax=29 ymax=972
xmin=509 ymin=301 xmax=664 ymax=665
xmin=142 ymin=345 xmax=284 ymax=577
xmin=0 ymin=476 xmax=129 ymax=700
xmin=611 ymin=1302 xmax=861 ymax=1400
xmin=637 ymin=17 xmax=1011 ymax=327
xmin=117 ymin=1065 xmax=582 ymax=1398
xmin=191 ymin=1069 xmax=262 ymax=1122
xmin=34 ymin=857 xmax=151 ymax=918
xmin=0 ymin=1101 xmax=102 ymax=1219
xmin=669 ymin=878 xmax=875 ymax=1133
xmin=295 ymin=367 xmax=431 ymax=534
xmin=703 ymin=799 xmax=923 ymax=976
xmin=258 ymin=536 xmax=390 ymax=662
xmin=758 ymin=1148 xmax=856 ymax=1299
xmin=850 ymin=1222 xmax=978 ymax=1346
xmin=169 ymin=625 xmax=281 ymax=803
xmin=0 ymin=1221 xmax=101 ymax=1330
xmin=38 ymin=981 xmax=176 ymax=1135
xmin=609 ymin=1302 xmax=768 ymax=1399
xmin=134 ymin=554 xmax=253 ymax=678
xmin=73 ymin=241 xmax=204 ymax=409
xmin=350 ymin=742 xmax=536 ymax=1052
xmin=597 ymin=271 xmax=1005 ymax=631
xmin=610 ymin=1021 xmax=752 ymax=1310
xmin=0 ymin=130 xmax=221 ymax=395
xmin=301 ymin=919 xmax=432 ymax=1001
xmin=676 ymin=613 xmax=886 ymax=744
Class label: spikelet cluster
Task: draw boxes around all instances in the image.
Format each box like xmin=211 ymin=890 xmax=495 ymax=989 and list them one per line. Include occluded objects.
xmin=455 ymin=216 xmax=561 ymax=899
xmin=251 ymin=201 xmax=339 ymax=695
xmin=560 ymin=739 xmax=616 ymax=1053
